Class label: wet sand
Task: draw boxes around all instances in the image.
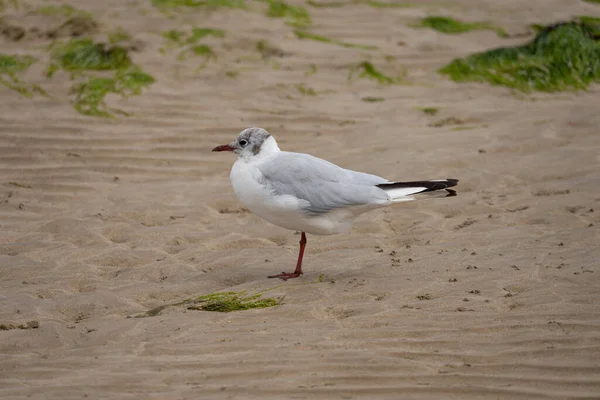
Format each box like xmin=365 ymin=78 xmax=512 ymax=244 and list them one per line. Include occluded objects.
xmin=1 ymin=0 xmax=599 ymax=398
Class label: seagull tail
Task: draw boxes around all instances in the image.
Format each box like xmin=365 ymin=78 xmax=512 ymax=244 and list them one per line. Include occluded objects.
xmin=376 ymin=178 xmax=459 ymax=204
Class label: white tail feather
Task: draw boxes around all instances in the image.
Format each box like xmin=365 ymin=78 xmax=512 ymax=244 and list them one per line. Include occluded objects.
xmin=384 ymin=187 xmax=427 ymax=199
xmin=389 ymin=190 xmax=452 ymax=203
xmin=378 ymin=179 xmax=459 ymax=204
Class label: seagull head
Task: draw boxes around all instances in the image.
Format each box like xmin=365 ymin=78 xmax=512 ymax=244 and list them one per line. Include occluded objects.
xmin=212 ymin=127 xmax=280 ymax=159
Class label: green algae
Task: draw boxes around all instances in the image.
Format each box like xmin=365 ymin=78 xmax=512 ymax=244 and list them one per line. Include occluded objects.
xmin=189 ymin=291 xmax=281 ymax=312
xmin=161 ymin=27 xmax=223 ymax=62
xmin=348 ymin=61 xmax=404 ymax=84
xmin=135 ymin=290 xmax=282 ymax=316
xmin=306 ymin=0 xmax=347 ymax=7
xmin=296 ymin=83 xmax=317 ymax=95
xmin=362 ymin=96 xmax=384 ymax=102
xmin=151 ymin=0 xmax=246 ymax=10
xmin=0 ymin=54 xmax=45 ymax=97
xmin=294 ymin=30 xmax=377 ymax=50
xmin=47 ymin=38 xmax=154 ymax=117
xmin=416 ymin=16 xmax=507 ymax=37
xmin=362 ymin=0 xmax=411 ymax=8
xmin=420 ymin=107 xmax=439 ymax=115
xmin=35 ymin=4 xmax=91 ymax=18
xmin=47 ymin=38 xmax=132 ymax=76
xmin=133 ymin=274 xmax=327 ymax=317
xmin=71 ymin=67 xmax=155 ymax=117
xmin=259 ymin=0 xmax=311 ymax=28
xmin=439 ymin=19 xmax=600 ymax=92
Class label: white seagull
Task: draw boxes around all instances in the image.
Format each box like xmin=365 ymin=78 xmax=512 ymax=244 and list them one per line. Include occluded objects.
xmin=213 ymin=127 xmax=458 ymax=280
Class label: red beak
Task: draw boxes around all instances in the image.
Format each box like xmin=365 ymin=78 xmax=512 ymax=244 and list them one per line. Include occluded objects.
xmin=212 ymin=144 xmax=235 ymax=152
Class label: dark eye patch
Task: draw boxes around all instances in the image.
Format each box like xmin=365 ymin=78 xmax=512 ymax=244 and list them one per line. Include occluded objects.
xmin=239 ymin=139 xmax=248 ymax=147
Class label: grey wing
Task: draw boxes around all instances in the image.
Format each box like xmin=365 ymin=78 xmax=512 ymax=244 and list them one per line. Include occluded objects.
xmin=257 ymin=152 xmax=389 ymax=214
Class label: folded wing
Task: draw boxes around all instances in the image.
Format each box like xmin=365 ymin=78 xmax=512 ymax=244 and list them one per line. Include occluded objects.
xmin=257 ymin=152 xmax=389 ymax=214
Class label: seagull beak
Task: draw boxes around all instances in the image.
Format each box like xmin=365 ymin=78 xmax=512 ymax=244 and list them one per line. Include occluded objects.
xmin=212 ymin=144 xmax=235 ymax=152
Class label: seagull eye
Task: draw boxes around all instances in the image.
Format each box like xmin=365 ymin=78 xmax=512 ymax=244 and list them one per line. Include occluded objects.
xmin=239 ymin=139 xmax=248 ymax=147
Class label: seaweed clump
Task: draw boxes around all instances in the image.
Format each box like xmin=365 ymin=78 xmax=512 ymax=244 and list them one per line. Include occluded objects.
xmin=47 ymin=38 xmax=154 ymax=117
xmin=294 ymin=30 xmax=377 ymax=50
xmin=417 ymin=16 xmax=505 ymax=37
xmin=440 ymin=19 xmax=600 ymax=92
xmin=48 ymin=38 xmax=132 ymax=75
xmin=0 ymin=54 xmax=45 ymax=97
xmin=348 ymin=61 xmax=404 ymax=84
xmin=151 ymin=0 xmax=246 ymax=10
xmin=420 ymin=107 xmax=439 ymax=115
xmin=135 ymin=290 xmax=282 ymax=317
xmin=188 ymin=291 xmax=281 ymax=312
xmin=71 ymin=68 xmax=154 ymax=117
xmin=161 ymin=27 xmax=224 ymax=63
xmin=260 ymin=0 xmax=312 ymax=28
xmin=35 ymin=4 xmax=92 ymax=19
xmin=362 ymin=0 xmax=411 ymax=8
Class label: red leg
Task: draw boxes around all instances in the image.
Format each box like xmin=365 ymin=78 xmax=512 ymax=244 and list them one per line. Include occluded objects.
xmin=268 ymin=232 xmax=307 ymax=280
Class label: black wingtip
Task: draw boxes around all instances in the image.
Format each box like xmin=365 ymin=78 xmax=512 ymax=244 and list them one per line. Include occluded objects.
xmin=446 ymin=178 xmax=459 ymax=187
xmin=377 ymin=178 xmax=459 ymax=193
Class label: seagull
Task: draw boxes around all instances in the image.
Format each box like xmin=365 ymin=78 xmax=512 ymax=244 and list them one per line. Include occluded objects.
xmin=213 ymin=127 xmax=458 ymax=280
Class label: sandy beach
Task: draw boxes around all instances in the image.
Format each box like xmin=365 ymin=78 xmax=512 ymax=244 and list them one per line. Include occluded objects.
xmin=1 ymin=0 xmax=599 ymax=398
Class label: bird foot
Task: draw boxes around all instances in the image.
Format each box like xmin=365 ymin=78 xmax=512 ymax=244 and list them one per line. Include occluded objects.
xmin=267 ymin=271 xmax=303 ymax=281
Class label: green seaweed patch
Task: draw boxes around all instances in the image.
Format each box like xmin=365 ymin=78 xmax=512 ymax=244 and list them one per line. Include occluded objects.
xmin=47 ymin=38 xmax=154 ymax=117
xmin=188 ymin=291 xmax=281 ymax=312
xmin=189 ymin=27 xmax=225 ymax=41
xmin=162 ymin=27 xmax=223 ymax=62
xmin=439 ymin=19 xmax=600 ymax=92
xmin=362 ymin=0 xmax=412 ymax=8
xmin=8 ymin=181 xmax=32 ymax=188
xmin=348 ymin=61 xmax=404 ymax=84
xmin=295 ymin=30 xmax=377 ymax=50
xmin=162 ymin=29 xmax=185 ymax=44
xmin=35 ymin=4 xmax=92 ymax=18
xmin=259 ymin=0 xmax=311 ymax=28
xmin=186 ymin=44 xmax=216 ymax=61
xmin=0 ymin=54 xmax=45 ymax=97
xmin=133 ymin=274 xmax=327 ymax=318
xmin=307 ymin=0 xmax=410 ymax=6
xmin=296 ymin=83 xmax=317 ymax=95
xmin=72 ymin=67 xmax=155 ymax=117
xmin=135 ymin=290 xmax=282 ymax=317
xmin=307 ymin=0 xmax=348 ymax=7
xmin=428 ymin=116 xmax=467 ymax=127
xmin=582 ymin=0 xmax=600 ymax=3
xmin=416 ymin=16 xmax=506 ymax=37
xmin=47 ymin=38 xmax=132 ymax=77
xmin=419 ymin=106 xmax=439 ymax=115
xmin=578 ymin=15 xmax=600 ymax=25
xmin=152 ymin=0 xmax=246 ymax=10
xmin=162 ymin=27 xmax=225 ymax=45
xmin=362 ymin=96 xmax=384 ymax=102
